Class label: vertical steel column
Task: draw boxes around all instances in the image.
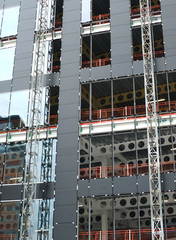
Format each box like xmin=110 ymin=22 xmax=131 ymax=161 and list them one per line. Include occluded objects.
xmin=139 ymin=0 xmax=164 ymax=239
xmin=20 ymin=0 xmax=49 ymax=239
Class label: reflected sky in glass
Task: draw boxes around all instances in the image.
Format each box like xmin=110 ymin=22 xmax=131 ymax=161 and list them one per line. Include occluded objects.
xmin=0 ymin=9 xmax=2 ymax=32
xmin=1 ymin=7 xmax=19 ymax=37
xmin=10 ymin=90 xmax=29 ymax=126
xmin=82 ymin=0 xmax=91 ymax=22
xmin=0 ymin=47 xmax=15 ymax=81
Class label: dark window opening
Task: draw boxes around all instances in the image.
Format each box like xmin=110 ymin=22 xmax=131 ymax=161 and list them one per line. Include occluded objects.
xmin=55 ymin=0 xmax=63 ymax=28
xmin=52 ymin=39 xmax=61 ymax=72
xmin=49 ymin=86 xmax=59 ymax=125
xmin=92 ymin=0 xmax=110 ymax=23
xmin=132 ymin=24 xmax=164 ymax=61
xmin=82 ymin=33 xmax=111 ymax=68
xmin=131 ymin=0 xmax=161 ymax=17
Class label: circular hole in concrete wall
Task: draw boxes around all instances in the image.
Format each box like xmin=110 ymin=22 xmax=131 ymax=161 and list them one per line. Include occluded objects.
xmin=128 ymin=143 xmax=135 ymax=149
xmin=173 ymin=193 xmax=176 ymax=200
xmin=79 ymin=208 xmax=85 ymax=215
xmin=80 ymin=225 xmax=85 ymax=231
xmin=136 ymin=91 xmax=142 ymax=97
xmin=129 ymin=162 xmax=134 ymax=165
xmin=91 ymin=156 xmax=94 ymax=161
xmin=138 ymin=141 xmax=144 ymax=148
xmin=127 ymin=93 xmax=133 ymax=99
xmin=130 ymin=198 xmax=137 ymax=205
xmin=145 ymin=220 xmax=151 ymax=226
xmin=167 ymin=207 xmax=174 ymax=214
xmin=140 ymin=197 xmax=147 ymax=204
xmin=119 ymin=144 xmax=125 ymax=151
xmin=118 ymin=95 xmax=123 ymax=101
xmin=138 ymin=160 xmax=143 ymax=164
xmin=164 ymin=156 xmax=170 ymax=162
xmin=100 ymin=147 xmax=106 ymax=153
xmin=100 ymin=201 xmax=107 ymax=208
xmin=96 ymin=216 xmax=101 ymax=222
xmin=130 ymin=211 xmax=136 ymax=218
xmin=80 ymin=157 xmax=85 ymax=163
xmin=121 ymin=212 xmax=126 ymax=219
xmin=100 ymin=99 xmax=106 ymax=105
xmin=162 ymin=194 xmax=169 ymax=201
xmin=169 ymin=136 xmax=175 ymax=143
xmin=160 ymin=138 xmax=165 ymax=145
xmin=120 ymin=199 xmax=126 ymax=206
xmin=140 ymin=210 xmax=145 ymax=217
xmin=79 ymin=217 xmax=85 ymax=223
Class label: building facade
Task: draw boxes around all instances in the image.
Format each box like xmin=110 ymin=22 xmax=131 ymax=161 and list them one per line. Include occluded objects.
xmin=0 ymin=0 xmax=176 ymax=239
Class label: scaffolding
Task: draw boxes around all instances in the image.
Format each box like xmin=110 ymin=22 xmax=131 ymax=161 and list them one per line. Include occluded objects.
xmin=139 ymin=0 xmax=164 ymax=239
xmin=20 ymin=0 xmax=49 ymax=239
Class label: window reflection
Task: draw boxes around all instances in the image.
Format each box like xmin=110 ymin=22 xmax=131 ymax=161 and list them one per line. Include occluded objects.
xmin=0 ymin=92 xmax=10 ymax=130
xmin=10 ymin=90 xmax=29 ymax=128
xmin=0 ymin=47 xmax=15 ymax=81
xmin=0 ymin=202 xmax=20 ymax=239
xmin=1 ymin=7 xmax=19 ymax=37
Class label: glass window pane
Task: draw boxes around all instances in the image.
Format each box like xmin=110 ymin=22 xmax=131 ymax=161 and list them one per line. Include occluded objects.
xmin=135 ymin=76 xmax=145 ymax=116
xmin=0 ymin=144 xmax=5 ymax=183
xmin=0 ymin=92 xmax=10 ymax=130
xmin=0 ymin=47 xmax=15 ymax=81
xmin=0 ymin=9 xmax=2 ymax=31
xmin=81 ymin=0 xmax=91 ymax=23
xmin=113 ymin=78 xmax=134 ymax=119
xmin=78 ymin=198 xmax=89 ymax=240
xmin=5 ymin=142 xmax=25 ymax=184
xmin=80 ymin=137 xmax=90 ymax=180
xmin=0 ymin=201 xmax=20 ymax=239
xmin=1 ymin=7 xmax=19 ymax=37
xmin=81 ymin=84 xmax=90 ymax=122
xmin=10 ymin=90 xmax=29 ymax=128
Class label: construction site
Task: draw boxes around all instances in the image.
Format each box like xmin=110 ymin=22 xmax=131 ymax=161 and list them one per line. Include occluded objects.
xmin=0 ymin=0 xmax=175 ymax=239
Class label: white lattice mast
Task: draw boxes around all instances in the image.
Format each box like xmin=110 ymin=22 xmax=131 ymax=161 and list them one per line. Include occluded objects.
xmin=139 ymin=0 xmax=164 ymax=239
xmin=20 ymin=0 xmax=49 ymax=239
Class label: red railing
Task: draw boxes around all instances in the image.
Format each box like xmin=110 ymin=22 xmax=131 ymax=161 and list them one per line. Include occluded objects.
xmin=81 ymin=101 xmax=176 ymax=121
xmin=0 ymin=234 xmax=17 ymax=240
xmin=80 ymin=161 xmax=175 ymax=179
xmin=131 ymin=4 xmax=161 ymax=16
xmin=134 ymin=50 xmax=164 ymax=61
xmin=52 ymin=65 xmax=60 ymax=72
xmin=82 ymin=58 xmax=111 ymax=68
xmin=79 ymin=227 xmax=176 ymax=240
xmin=92 ymin=13 xmax=110 ymax=22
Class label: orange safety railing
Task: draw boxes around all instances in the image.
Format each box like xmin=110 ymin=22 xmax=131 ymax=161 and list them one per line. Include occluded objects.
xmin=52 ymin=65 xmax=60 ymax=72
xmin=134 ymin=50 xmax=164 ymax=61
xmin=131 ymin=4 xmax=161 ymax=16
xmin=79 ymin=227 xmax=176 ymax=240
xmin=0 ymin=234 xmax=17 ymax=240
xmin=81 ymin=101 xmax=176 ymax=121
xmin=80 ymin=161 xmax=175 ymax=179
xmin=92 ymin=13 xmax=110 ymax=22
xmin=82 ymin=58 xmax=111 ymax=68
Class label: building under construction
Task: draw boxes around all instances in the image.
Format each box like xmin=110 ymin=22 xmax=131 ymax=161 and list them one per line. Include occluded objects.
xmin=0 ymin=0 xmax=176 ymax=239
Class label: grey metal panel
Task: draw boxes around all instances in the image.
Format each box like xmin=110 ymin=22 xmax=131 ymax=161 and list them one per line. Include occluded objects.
xmin=91 ymin=65 xmax=111 ymax=80
xmin=155 ymin=58 xmax=166 ymax=72
xmin=161 ymin=1 xmax=176 ymax=70
xmin=61 ymin=50 xmax=80 ymax=64
xmin=138 ymin=175 xmax=149 ymax=193
xmin=0 ymin=0 xmax=3 ymax=9
xmin=14 ymin=58 xmax=32 ymax=72
xmin=59 ymin=89 xmax=79 ymax=105
xmin=4 ymin=0 xmax=20 ymax=7
xmin=17 ymin=29 xmax=34 ymax=42
xmin=90 ymin=178 xmax=112 ymax=196
xmin=12 ymin=78 xmax=30 ymax=91
xmin=61 ymin=63 xmax=80 ymax=77
xmin=133 ymin=61 xmax=144 ymax=75
xmin=78 ymin=180 xmax=89 ymax=197
xmin=18 ymin=18 xmax=36 ymax=31
xmin=114 ymin=176 xmax=137 ymax=195
xmin=20 ymin=0 xmax=37 ymax=10
xmin=13 ymin=70 xmax=31 ymax=79
xmin=54 ymin=223 xmax=76 ymax=240
xmin=61 ymin=76 xmax=80 ymax=90
xmin=55 ymin=206 xmax=77 ymax=223
xmin=63 ymin=9 xmax=80 ymax=23
xmin=15 ymin=41 xmax=34 ymax=55
xmin=162 ymin=173 xmax=176 ymax=191
xmin=111 ymin=0 xmax=131 ymax=78
xmin=1 ymin=185 xmax=21 ymax=200
xmin=58 ymin=133 xmax=78 ymax=149
xmin=50 ymin=73 xmax=60 ymax=86
xmin=55 ymin=188 xmax=77 ymax=206
xmin=0 ymin=80 xmax=11 ymax=93
xmin=19 ymin=7 xmax=36 ymax=20
xmin=80 ymin=68 xmax=90 ymax=83
xmin=59 ymin=104 xmax=79 ymax=119
xmin=57 ymin=155 xmax=78 ymax=172
xmin=56 ymin=171 xmax=77 ymax=189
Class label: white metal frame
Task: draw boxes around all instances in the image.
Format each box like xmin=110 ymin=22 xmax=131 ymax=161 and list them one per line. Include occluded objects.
xmin=139 ymin=0 xmax=164 ymax=239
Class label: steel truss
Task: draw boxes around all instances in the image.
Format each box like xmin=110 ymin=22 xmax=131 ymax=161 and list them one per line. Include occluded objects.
xmin=139 ymin=0 xmax=164 ymax=239
xmin=20 ymin=0 xmax=49 ymax=239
